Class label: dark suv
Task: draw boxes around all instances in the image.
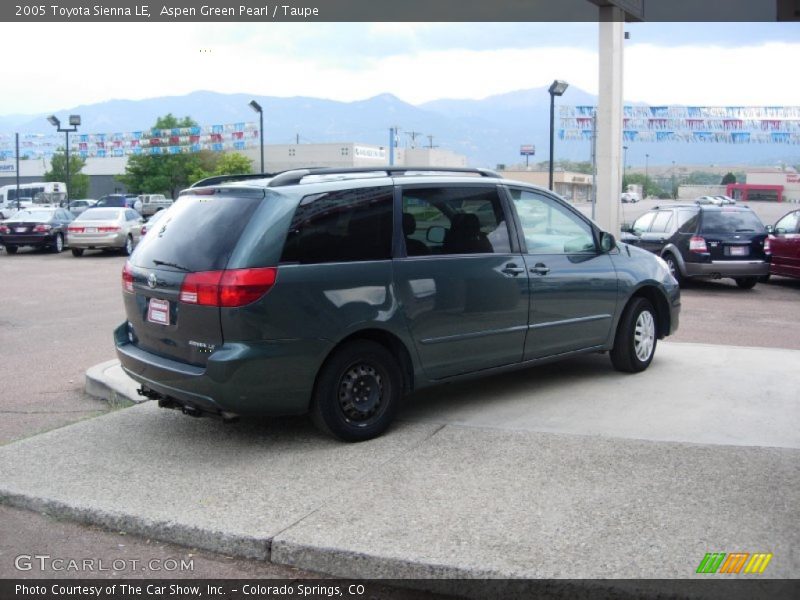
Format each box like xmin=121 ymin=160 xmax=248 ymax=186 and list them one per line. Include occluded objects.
xmin=621 ymin=204 xmax=770 ymax=289
xmin=115 ymin=167 xmax=680 ymax=441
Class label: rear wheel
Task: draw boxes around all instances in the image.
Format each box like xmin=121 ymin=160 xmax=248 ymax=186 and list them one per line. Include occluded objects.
xmin=123 ymin=235 xmax=134 ymax=256
xmin=610 ymin=297 xmax=657 ymax=373
xmin=71 ymin=248 xmax=84 ymax=257
xmin=759 ymin=273 xmax=771 ymax=283
xmin=5 ymin=245 xmax=18 ymax=254
xmin=663 ymin=253 xmax=684 ymax=286
xmin=311 ymin=340 xmax=402 ymax=442
xmin=51 ymin=233 xmax=64 ymax=253
xmin=735 ymin=277 xmax=757 ymax=290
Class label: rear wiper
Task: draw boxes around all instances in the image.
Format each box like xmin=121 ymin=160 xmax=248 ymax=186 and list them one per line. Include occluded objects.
xmin=735 ymin=229 xmax=755 ymax=232
xmin=152 ymin=259 xmax=191 ymax=272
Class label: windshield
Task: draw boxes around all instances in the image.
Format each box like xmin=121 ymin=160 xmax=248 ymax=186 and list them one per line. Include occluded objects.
xmin=7 ymin=210 xmax=55 ymax=222
xmin=700 ymin=211 xmax=766 ymax=234
xmin=78 ymin=209 xmax=123 ymax=221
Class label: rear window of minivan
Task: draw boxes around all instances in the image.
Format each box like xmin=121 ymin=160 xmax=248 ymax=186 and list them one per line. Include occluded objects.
xmin=700 ymin=211 xmax=765 ymax=234
xmin=132 ymin=193 xmax=262 ymax=272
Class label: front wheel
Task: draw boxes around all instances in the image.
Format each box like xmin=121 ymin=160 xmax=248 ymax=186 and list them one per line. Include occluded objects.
xmin=71 ymin=248 xmax=84 ymax=257
xmin=735 ymin=277 xmax=757 ymax=290
xmin=610 ymin=297 xmax=657 ymax=373
xmin=310 ymin=340 xmax=402 ymax=442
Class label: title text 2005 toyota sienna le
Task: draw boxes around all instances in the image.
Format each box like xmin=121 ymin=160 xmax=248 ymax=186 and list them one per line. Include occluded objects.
xmin=115 ymin=167 xmax=680 ymax=441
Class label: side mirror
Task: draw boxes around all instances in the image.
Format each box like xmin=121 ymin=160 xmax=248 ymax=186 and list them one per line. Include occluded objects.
xmin=621 ymin=222 xmax=633 ymax=233
xmin=426 ymin=226 xmax=446 ymax=244
xmin=765 ymin=224 xmax=774 ymax=234
xmin=600 ymin=231 xmax=616 ymax=253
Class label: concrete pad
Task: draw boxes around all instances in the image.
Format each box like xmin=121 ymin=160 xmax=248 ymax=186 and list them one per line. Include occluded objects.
xmin=0 ymin=403 xmax=441 ymax=559
xmin=84 ymin=359 xmax=140 ymax=408
xmin=273 ymin=426 xmax=800 ymax=579
xmin=400 ymin=342 xmax=800 ymax=449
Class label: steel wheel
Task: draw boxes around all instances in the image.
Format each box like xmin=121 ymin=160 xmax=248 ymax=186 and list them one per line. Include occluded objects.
xmin=311 ymin=340 xmax=402 ymax=442
xmin=634 ymin=310 xmax=655 ymax=362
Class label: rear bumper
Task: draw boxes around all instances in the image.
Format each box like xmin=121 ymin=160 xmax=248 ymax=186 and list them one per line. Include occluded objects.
xmin=0 ymin=233 xmax=54 ymax=247
xmin=684 ymin=260 xmax=769 ymax=278
xmin=68 ymin=232 xmax=126 ymax=248
xmin=114 ymin=322 xmax=330 ymax=417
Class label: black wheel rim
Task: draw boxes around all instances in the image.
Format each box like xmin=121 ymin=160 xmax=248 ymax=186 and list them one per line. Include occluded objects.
xmin=337 ymin=362 xmax=385 ymax=426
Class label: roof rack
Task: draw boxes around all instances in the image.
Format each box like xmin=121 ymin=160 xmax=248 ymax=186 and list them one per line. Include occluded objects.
xmin=266 ymin=166 xmax=502 ymax=188
xmin=189 ymin=172 xmax=276 ymax=188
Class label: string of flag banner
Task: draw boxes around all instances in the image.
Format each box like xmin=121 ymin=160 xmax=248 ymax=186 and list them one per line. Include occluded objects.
xmin=559 ymin=106 xmax=800 ymax=144
xmin=0 ymin=122 xmax=260 ymax=160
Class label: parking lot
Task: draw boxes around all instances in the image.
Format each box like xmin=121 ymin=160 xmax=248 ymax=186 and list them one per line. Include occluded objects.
xmin=0 ymin=202 xmax=799 ymax=584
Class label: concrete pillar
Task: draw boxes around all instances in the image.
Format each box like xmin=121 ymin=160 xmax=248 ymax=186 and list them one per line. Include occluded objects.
xmin=595 ymin=6 xmax=625 ymax=235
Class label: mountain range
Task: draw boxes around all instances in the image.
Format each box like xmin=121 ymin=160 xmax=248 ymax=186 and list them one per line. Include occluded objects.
xmin=2 ymin=88 xmax=797 ymax=168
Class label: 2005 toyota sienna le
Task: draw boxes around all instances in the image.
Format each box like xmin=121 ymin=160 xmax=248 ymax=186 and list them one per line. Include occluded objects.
xmin=115 ymin=167 xmax=680 ymax=441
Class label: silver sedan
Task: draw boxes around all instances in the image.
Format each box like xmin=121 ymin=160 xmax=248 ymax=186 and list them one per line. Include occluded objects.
xmin=66 ymin=207 xmax=144 ymax=256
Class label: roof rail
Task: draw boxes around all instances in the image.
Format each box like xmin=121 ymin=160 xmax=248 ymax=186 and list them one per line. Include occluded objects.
xmin=267 ymin=166 xmax=502 ymax=187
xmin=189 ymin=172 xmax=275 ymax=188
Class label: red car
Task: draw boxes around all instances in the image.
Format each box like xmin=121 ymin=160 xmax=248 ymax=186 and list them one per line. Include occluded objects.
xmin=766 ymin=209 xmax=800 ymax=280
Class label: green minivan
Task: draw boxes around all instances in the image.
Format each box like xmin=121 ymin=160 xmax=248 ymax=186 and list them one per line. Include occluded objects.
xmin=115 ymin=167 xmax=680 ymax=441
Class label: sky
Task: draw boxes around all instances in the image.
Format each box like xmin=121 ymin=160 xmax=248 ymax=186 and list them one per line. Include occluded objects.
xmin=0 ymin=22 xmax=798 ymax=115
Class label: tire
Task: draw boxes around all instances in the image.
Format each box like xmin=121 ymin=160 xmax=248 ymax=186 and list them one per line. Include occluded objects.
xmin=735 ymin=277 xmax=757 ymax=290
xmin=663 ymin=253 xmax=684 ymax=286
xmin=758 ymin=273 xmax=771 ymax=283
xmin=5 ymin=245 xmax=18 ymax=254
xmin=51 ymin=233 xmax=64 ymax=253
xmin=610 ymin=297 xmax=657 ymax=373
xmin=310 ymin=340 xmax=402 ymax=442
xmin=71 ymin=248 xmax=84 ymax=257
xmin=123 ymin=235 xmax=134 ymax=256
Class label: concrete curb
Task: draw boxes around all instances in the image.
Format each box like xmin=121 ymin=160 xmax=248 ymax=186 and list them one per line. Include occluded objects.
xmin=84 ymin=359 xmax=141 ymax=408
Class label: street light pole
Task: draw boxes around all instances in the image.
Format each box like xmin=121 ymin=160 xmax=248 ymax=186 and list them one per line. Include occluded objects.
xmin=645 ymin=153 xmax=649 ymax=199
xmin=47 ymin=115 xmax=80 ymax=205
xmin=672 ymin=160 xmax=677 ymax=200
xmin=548 ymin=80 xmax=569 ymax=191
xmin=249 ymin=100 xmax=264 ymax=173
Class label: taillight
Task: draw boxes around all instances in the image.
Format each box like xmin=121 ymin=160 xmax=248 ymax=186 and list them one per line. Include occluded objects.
xmin=68 ymin=226 xmax=84 ymax=233
xmin=122 ymin=262 xmax=134 ymax=293
xmin=0 ymin=225 xmax=8 ymax=234
xmin=179 ymin=268 xmax=277 ymax=307
xmin=33 ymin=224 xmax=52 ymax=233
xmin=689 ymin=236 xmax=708 ymax=253
xmin=98 ymin=226 xmax=120 ymax=232
xmin=764 ymin=236 xmax=772 ymax=256
xmin=141 ymin=225 xmax=148 ymax=236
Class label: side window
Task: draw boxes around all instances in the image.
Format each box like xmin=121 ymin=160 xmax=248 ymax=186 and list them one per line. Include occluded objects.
xmin=632 ymin=211 xmax=656 ymax=234
xmin=509 ymin=188 xmax=596 ymax=254
xmin=650 ymin=211 xmax=674 ymax=233
xmin=280 ymin=186 xmax=393 ymax=264
xmin=126 ymin=210 xmax=138 ymax=221
xmin=775 ymin=211 xmax=800 ymax=234
xmin=678 ymin=213 xmax=699 ymax=234
xmin=401 ymin=186 xmax=511 ymax=256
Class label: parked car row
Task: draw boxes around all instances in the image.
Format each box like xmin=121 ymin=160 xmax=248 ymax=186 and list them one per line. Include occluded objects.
xmin=622 ymin=204 xmax=800 ymax=286
xmin=0 ymin=205 xmax=170 ymax=256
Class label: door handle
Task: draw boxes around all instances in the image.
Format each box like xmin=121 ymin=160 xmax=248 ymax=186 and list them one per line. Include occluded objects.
xmin=530 ymin=263 xmax=550 ymax=275
xmin=502 ymin=263 xmax=525 ymax=276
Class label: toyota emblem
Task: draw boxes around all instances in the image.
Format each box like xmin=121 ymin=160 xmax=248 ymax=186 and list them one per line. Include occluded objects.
xmin=147 ymin=273 xmax=158 ymax=289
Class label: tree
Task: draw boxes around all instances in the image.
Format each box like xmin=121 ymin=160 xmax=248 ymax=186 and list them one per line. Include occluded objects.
xmin=721 ymin=172 xmax=737 ymax=185
xmin=45 ymin=151 xmax=89 ymax=199
xmin=118 ymin=115 xmax=256 ymax=197
xmin=117 ymin=114 xmax=205 ymax=199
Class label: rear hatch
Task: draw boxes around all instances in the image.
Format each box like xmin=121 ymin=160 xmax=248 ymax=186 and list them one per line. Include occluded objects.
xmin=699 ymin=209 xmax=769 ymax=261
xmin=123 ymin=189 xmax=264 ymax=367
